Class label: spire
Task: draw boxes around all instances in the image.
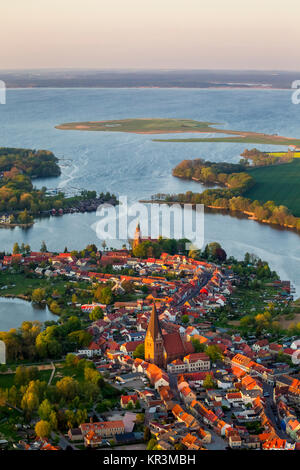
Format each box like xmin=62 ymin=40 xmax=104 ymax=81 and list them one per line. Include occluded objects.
xmin=133 ymin=221 xmax=142 ymax=250
xmin=147 ymin=302 xmax=162 ymax=340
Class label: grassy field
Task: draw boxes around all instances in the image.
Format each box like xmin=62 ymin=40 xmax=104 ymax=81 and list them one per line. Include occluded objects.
xmin=268 ymin=151 xmax=300 ymax=158
xmin=0 ymin=272 xmax=92 ymax=303
xmin=56 ymin=118 xmax=219 ymax=133
xmin=0 ymin=370 xmax=52 ymax=389
xmin=244 ymin=159 xmax=300 ymax=216
xmin=56 ymin=118 xmax=300 ymax=147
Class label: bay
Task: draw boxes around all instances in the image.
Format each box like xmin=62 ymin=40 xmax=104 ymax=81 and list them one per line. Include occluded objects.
xmin=0 ymin=87 xmax=299 ymax=296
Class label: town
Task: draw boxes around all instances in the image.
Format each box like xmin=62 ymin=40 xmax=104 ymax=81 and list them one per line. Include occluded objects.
xmin=0 ymin=226 xmax=299 ymax=452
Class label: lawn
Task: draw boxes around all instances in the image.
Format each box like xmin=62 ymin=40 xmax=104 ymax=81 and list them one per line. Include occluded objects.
xmin=0 ymin=272 xmax=76 ymax=297
xmin=0 ymin=373 xmax=15 ymax=389
xmin=244 ymin=159 xmax=300 ymax=217
xmin=0 ymin=369 xmax=52 ymax=390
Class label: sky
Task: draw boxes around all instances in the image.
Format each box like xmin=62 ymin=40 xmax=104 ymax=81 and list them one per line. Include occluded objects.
xmin=1 ymin=0 xmax=300 ymax=70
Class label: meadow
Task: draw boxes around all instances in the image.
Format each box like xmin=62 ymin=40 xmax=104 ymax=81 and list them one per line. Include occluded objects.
xmin=56 ymin=118 xmax=218 ymax=133
xmin=245 ymin=159 xmax=300 ymax=217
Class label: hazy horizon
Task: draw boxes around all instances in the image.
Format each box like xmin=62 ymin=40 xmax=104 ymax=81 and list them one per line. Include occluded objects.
xmin=1 ymin=67 xmax=300 ymax=72
xmin=1 ymin=0 xmax=299 ymax=70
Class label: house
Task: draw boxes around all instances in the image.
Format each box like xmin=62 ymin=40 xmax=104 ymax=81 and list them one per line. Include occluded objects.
xmin=120 ymin=394 xmax=139 ymax=409
xmin=180 ymin=385 xmax=197 ymax=405
xmin=183 ymin=353 xmax=210 ymax=372
xmin=228 ymin=433 xmax=242 ymax=448
xmin=181 ymin=433 xmax=204 ymax=450
xmin=154 ymin=373 xmax=170 ymax=390
xmin=252 ymin=340 xmax=269 ymax=352
xmin=120 ymin=340 xmax=143 ymax=357
xmin=80 ymin=421 xmax=125 ymax=439
xmin=226 ymin=392 xmax=243 ymax=404
xmin=167 ymin=359 xmax=186 ymax=374
xmin=67 ymin=428 xmax=83 ymax=442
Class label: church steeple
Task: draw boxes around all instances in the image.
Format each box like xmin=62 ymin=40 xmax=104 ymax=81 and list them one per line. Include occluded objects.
xmin=133 ymin=222 xmax=142 ymax=250
xmin=147 ymin=302 xmax=162 ymax=340
xmin=144 ymin=303 xmax=164 ymax=367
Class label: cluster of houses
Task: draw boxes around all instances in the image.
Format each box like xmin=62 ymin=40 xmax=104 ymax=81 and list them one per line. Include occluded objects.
xmin=76 ymin=318 xmax=300 ymax=450
xmin=2 ymin=247 xmax=299 ymax=451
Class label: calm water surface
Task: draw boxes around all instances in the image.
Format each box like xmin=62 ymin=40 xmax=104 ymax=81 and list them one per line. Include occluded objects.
xmin=0 ymin=88 xmax=299 ymax=304
xmin=0 ymin=297 xmax=56 ymax=331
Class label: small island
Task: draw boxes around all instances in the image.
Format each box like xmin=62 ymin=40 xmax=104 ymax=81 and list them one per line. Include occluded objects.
xmin=55 ymin=118 xmax=300 ymax=147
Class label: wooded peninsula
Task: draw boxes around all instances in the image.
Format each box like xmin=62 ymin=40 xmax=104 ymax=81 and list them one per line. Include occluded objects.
xmin=147 ymin=150 xmax=300 ymax=233
xmin=0 ymin=148 xmax=117 ymax=226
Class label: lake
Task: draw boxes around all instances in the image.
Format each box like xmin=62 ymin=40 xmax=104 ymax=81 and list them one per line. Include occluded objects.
xmin=0 ymin=87 xmax=299 ymax=296
xmin=0 ymin=297 xmax=57 ymax=331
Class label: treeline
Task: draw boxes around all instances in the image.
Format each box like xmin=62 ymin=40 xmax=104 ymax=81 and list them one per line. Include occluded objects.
xmin=0 ymin=147 xmax=117 ymax=223
xmin=240 ymin=148 xmax=295 ymax=167
xmin=164 ymin=157 xmax=300 ymax=232
xmin=132 ymin=237 xmax=191 ymax=259
xmin=162 ymin=190 xmax=300 ymax=231
xmin=0 ymin=148 xmax=61 ymax=178
xmin=0 ymin=317 xmax=91 ymax=362
xmin=172 ymin=158 xmax=248 ymax=186
xmin=0 ymin=173 xmax=117 ymax=222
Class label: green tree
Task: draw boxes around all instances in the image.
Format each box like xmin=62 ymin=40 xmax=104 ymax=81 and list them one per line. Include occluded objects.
xmin=14 ymin=365 xmax=27 ymax=387
xmin=191 ymin=338 xmax=205 ymax=353
xmin=133 ymin=343 xmax=145 ymax=360
xmin=49 ymin=301 xmax=61 ymax=315
xmin=94 ymin=286 xmax=113 ymax=304
xmin=84 ymin=367 xmax=101 ymax=385
xmin=32 ymin=288 xmax=46 ymax=304
xmin=13 ymin=242 xmax=20 ymax=254
xmin=203 ymin=373 xmax=215 ymax=389
xmin=147 ymin=438 xmax=157 ymax=450
xmin=40 ymin=241 xmax=48 ymax=253
xmin=38 ymin=399 xmax=53 ymax=421
xmin=56 ymin=376 xmax=79 ymax=401
xmin=205 ymin=345 xmax=223 ymax=363
xmin=89 ymin=306 xmax=104 ymax=321
xmin=35 ymin=420 xmax=51 ymax=439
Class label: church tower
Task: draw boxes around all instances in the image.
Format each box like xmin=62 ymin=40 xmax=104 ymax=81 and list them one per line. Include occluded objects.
xmin=133 ymin=222 xmax=142 ymax=250
xmin=144 ymin=303 xmax=164 ymax=367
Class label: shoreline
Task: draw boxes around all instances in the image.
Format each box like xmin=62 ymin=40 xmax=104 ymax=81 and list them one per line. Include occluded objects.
xmin=139 ymin=199 xmax=300 ymax=235
xmin=0 ymin=222 xmax=34 ymax=229
xmin=0 ymin=293 xmax=31 ymax=301
xmin=5 ymin=86 xmax=291 ymax=91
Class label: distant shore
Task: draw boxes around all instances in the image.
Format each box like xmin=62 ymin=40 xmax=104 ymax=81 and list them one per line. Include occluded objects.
xmin=139 ymin=199 xmax=300 ymax=234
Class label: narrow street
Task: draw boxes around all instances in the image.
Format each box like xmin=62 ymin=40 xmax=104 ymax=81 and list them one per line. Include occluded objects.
xmin=263 ymin=383 xmax=290 ymax=441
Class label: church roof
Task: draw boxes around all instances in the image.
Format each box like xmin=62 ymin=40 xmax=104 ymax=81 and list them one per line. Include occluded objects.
xmin=163 ymin=332 xmax=186 ymax=356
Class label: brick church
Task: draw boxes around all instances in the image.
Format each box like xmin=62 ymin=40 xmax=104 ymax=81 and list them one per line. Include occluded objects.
xmin=144 ymin=303 xmax=194 ymax=369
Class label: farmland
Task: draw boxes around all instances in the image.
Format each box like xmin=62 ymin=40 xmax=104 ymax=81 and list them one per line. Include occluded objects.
xmin=244 ymin=159 xmax=300 ymax=217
